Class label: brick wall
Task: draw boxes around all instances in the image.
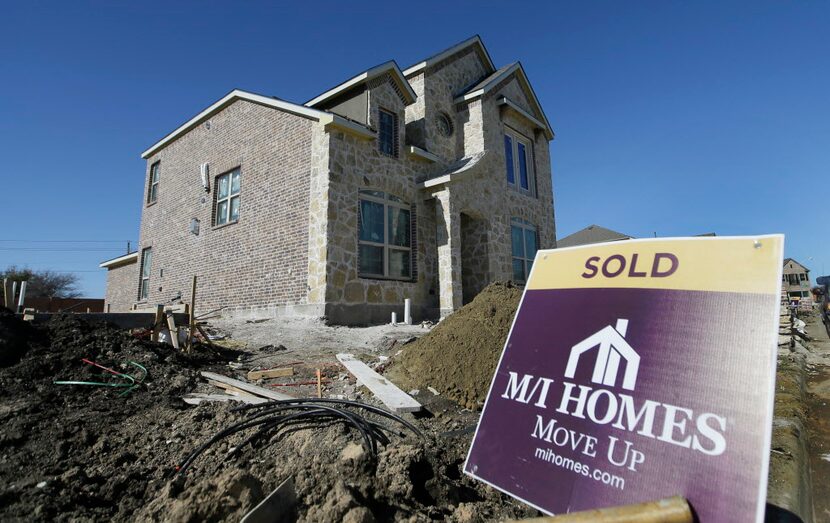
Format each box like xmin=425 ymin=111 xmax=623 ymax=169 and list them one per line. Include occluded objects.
xmin=136 ymin=100 xmax=316 ymax=315
xmin=104 ymin=261 xmax=138 ymax=312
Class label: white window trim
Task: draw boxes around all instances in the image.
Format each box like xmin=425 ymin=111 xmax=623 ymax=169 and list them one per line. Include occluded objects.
xmin=214 ymin=169 xmax=241 ymax=226
xmin=511 ymin=218 xmax=537 ymax=284
xmin=504 ymin=128 xmax=535 ymax=196
xmin=147 ymin=162 xmax=160 ymax=204
xmin=358 ymin=191 xmax=412 ymax=280
xmin=139 ymin=248 xmax=152 ymax=300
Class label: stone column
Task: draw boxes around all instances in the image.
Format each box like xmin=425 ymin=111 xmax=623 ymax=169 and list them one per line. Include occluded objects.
xmin=434 ymin=189 xmax=462 ymax=317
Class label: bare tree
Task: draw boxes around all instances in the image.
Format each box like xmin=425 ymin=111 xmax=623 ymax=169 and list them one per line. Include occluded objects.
xmin=1 ymin=266 xmax=81 ymax=299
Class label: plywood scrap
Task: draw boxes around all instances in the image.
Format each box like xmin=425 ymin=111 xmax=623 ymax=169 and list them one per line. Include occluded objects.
xmin=200 ymin=371 xmax=294 ymax=401
xmin=247 ymin=367 xmax=294 ymax=381
xmin=336 ymin=353 xmax=421 ymax=413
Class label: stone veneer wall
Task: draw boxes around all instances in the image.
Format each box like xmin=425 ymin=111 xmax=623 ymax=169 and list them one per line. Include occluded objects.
xmin=104 ymin=261 xmax=138 ymax=312
xmin=323 ymin=74 xmax=440 ymax=324
xmin=135 ymin=100 xmax=318 ymax=316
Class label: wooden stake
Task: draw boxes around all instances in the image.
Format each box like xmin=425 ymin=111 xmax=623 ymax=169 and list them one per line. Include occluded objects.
xmin=188 ymin=275 xmax=197 ymax=352
xmin=151 ymin=304 xmax=164 ymax=342
xmin=166 ymin=311 xmax=181 ymax=350
xmin=316 ymin=369 xmax=323 ymax=398
xmin=508 ymin=496 xmax=693 ymax=523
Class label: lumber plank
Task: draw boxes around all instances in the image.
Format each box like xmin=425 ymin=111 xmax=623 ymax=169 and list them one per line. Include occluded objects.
xmin=205 ymin=381 xmax=271 ymax=404
xmin=182 ymin=393 xmax=256 ymax=405
xmin=166 ymin=311 xmax=180 ymax=349
xmin=17 ymin=312 xmax=189 ymax=329
xmin=240 ymin=477 xmax=296 ymax=523
xmin=247 ymin=367 xmax=294 ymax=381
xmin=336 ymin=353 xmax=421 ymax=413
xmin=200 ymin=371 xmax=294 ymax=401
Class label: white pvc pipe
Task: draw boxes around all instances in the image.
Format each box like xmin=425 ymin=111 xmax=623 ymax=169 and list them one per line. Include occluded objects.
xmin=391 ymin=312 xmax=397 ymax=325
xmin=17 ymin=281 xmax=26 ymax=312
xmin=404 ymin=299 xmax=412 ymax=325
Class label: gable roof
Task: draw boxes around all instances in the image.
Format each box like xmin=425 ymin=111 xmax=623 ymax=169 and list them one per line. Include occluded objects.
xmin=783 ymin=258 xmax=810 ymax=272
xmin=557 ymin=225 xmax=633 ymax=248
xmin=141 ymin=89 xmax=375 ymax=159
xmin=455 ymin=62 xmax=554 ymax=140
xmin=99 ymin=251 xmax=138 ymax=269
xmin=304 ymin=60 xmax=416 ymax=108
xmin=403 ymin=35 xmax=496 ymax=77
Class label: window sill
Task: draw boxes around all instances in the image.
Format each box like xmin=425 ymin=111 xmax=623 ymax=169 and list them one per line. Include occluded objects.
xmin=358 ymin=274 xmax=415 ymax=283
xmin=506 ymin=183 xmax=536 ymax=199
xmin=212 ymin=220 xmax=239 ymax=231
xmin=146 ymin=201 xmax=158 ymax=208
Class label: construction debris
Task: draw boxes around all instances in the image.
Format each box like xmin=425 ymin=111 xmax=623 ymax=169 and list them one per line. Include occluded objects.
xmin=336 ymin=353 xmax=421 ymax=413
xmin=246 ymin=367 xmax=293 ymax=381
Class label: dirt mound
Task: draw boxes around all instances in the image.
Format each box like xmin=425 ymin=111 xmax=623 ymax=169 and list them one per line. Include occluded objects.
xmin=386 ymin=282 xmax=522 ymax=409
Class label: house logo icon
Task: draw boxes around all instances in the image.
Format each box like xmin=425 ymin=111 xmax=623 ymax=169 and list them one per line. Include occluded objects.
xmin=564 ymin=319 xmax=640 ymax=391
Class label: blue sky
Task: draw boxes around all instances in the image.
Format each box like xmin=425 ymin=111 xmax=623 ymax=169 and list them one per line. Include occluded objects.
xmin=1 ymin=1 xmax=828 ymax=297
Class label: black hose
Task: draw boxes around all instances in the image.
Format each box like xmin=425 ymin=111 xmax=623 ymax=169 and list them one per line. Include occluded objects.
xmin=233 ymin=398 xmax=424 ymax=439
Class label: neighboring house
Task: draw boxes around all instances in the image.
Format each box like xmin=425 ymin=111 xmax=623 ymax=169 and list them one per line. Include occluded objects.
xmin=557 ymin=225 xmax=717 ymax=248
xmin=101 ymin=36 xmax=557 ymax=324
xmin=782 ymin=258 xmax=812 ymax=303
xmin=556 ymin=225 xmax=632 ymax=248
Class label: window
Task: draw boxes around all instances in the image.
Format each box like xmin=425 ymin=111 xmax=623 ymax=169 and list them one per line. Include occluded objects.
xmin=214 ymin=168 xmax=241 ymax=225
xmin=511 ymin=218 xmax=537 ymax=283
xmin=139 ymin=248 xmax=152 ymax=300
xmin=378 ymin=109 xmax=398 ymax=157
xmin=504 ymin=130 xmax=533 ymax=194
xmin=358 ymin=190 xmax=412 ymax=279
xmin=147 ymin=162 xmax=160 ymax=204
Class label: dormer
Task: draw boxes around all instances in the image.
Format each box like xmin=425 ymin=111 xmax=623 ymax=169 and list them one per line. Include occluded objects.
xmin=306 ymin=61 xmax=416 ymax=157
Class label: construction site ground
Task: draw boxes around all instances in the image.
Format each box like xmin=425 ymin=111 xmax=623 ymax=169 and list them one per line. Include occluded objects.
xmin=1 ymin=282 xmax=826 ymax=522
xmin=0 ymin=284 xmax=537 ymax=522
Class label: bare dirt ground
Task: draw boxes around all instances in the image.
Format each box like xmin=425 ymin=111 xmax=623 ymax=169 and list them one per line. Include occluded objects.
xmin=803 ymin=312 xmax=830 ymax=521
xmin=0 ymin=286 xmax=540 ymax=522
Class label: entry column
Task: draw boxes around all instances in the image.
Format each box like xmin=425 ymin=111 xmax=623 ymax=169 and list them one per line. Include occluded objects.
xmin=434 ymin=190 xmax=463 ymax=317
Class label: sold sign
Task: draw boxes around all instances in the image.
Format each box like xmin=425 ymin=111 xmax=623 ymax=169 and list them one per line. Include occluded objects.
xmin=465 ymin=236 xmax=784 ymax=523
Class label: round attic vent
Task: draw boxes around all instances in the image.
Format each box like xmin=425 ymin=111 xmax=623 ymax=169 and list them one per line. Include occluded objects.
xmin=204 ymin=120 xmax=212 ymax=130
xmin=436 ymin=112 xmax=454 ymax=137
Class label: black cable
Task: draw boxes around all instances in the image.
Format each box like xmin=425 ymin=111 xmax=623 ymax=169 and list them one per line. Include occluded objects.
xmin=233 ymin=398 xmax=423 ymax=438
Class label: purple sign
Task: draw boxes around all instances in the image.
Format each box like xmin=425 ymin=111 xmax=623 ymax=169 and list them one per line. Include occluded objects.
xmin=465 ymin=237 xmax=783 ymax=522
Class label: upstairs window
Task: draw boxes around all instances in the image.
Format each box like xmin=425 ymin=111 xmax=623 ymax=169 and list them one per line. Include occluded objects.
xmin=378 ymin=109 xmax=398 ymax=157
xmin=214 ymin=168 xmax=241 ymax=226
xmin=511 ymin=218 xmax=537 ymax=283
xmin=139 ymin=247 xmax=152 ymax=300
xmin=358 ymin=190 xmax=412 ymax=280
xmin=147 ymin=161 xmax=160 ymax=204
xmin=504 ymin=130 xmax=534 ymax=194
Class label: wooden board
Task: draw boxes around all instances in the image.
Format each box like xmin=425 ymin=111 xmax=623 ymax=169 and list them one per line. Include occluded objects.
xmin=17 ymin=312 xmax=190 ymax=329
xmin=200 ymin=371 xmax=294 ymax=401
xmin=240 ymin=477 xmax=296 ymax=523
xmin=182 ymin=393 xmax=257 ymax=405
xmin=247 ymin=367 xmax=294 ymax=381
xmin=336 ymin=353 xmax=421 ymax=413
